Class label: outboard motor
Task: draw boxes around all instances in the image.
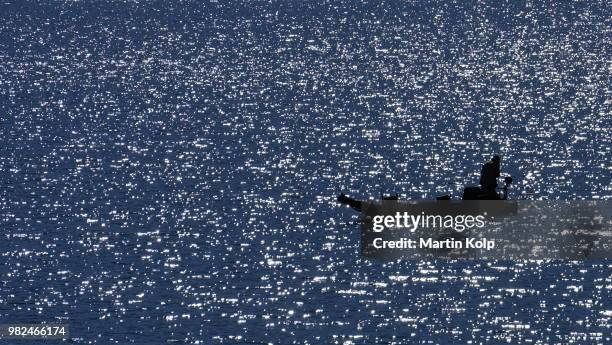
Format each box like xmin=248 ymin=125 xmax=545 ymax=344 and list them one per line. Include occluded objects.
xmin=501 ymin=176 xmax=512 ymax=200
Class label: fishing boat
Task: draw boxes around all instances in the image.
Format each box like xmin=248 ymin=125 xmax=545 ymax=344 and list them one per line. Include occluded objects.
xmin=337 ymin=177 xmax=514 ymax=212
xmin=337 ymin=177 xmax=519 ymax=259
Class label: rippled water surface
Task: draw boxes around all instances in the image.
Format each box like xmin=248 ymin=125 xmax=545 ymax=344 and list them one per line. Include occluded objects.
xmin=1 ymin=1 xmax=610 ymax=344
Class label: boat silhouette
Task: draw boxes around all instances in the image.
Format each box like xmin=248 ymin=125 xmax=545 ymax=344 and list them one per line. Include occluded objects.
xmin=337 ymin=177 xmax=520 ymax=259
xmin=338 ymin=176 xmax=514 ymax=212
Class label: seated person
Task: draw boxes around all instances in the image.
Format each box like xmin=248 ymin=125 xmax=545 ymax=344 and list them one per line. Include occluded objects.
xmin=480 ymin=155 xmax=501 ymax=194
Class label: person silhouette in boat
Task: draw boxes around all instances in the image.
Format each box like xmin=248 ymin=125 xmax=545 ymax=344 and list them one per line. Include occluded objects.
xmin=338 ymin=154 xmax=511 ymax=208
xmin=479 ymin=155 xmax=501 ymax=195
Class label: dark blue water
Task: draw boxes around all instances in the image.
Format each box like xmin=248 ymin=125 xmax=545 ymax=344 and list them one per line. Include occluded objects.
xmin=0 ymin=1 xmax=610 ymax=344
